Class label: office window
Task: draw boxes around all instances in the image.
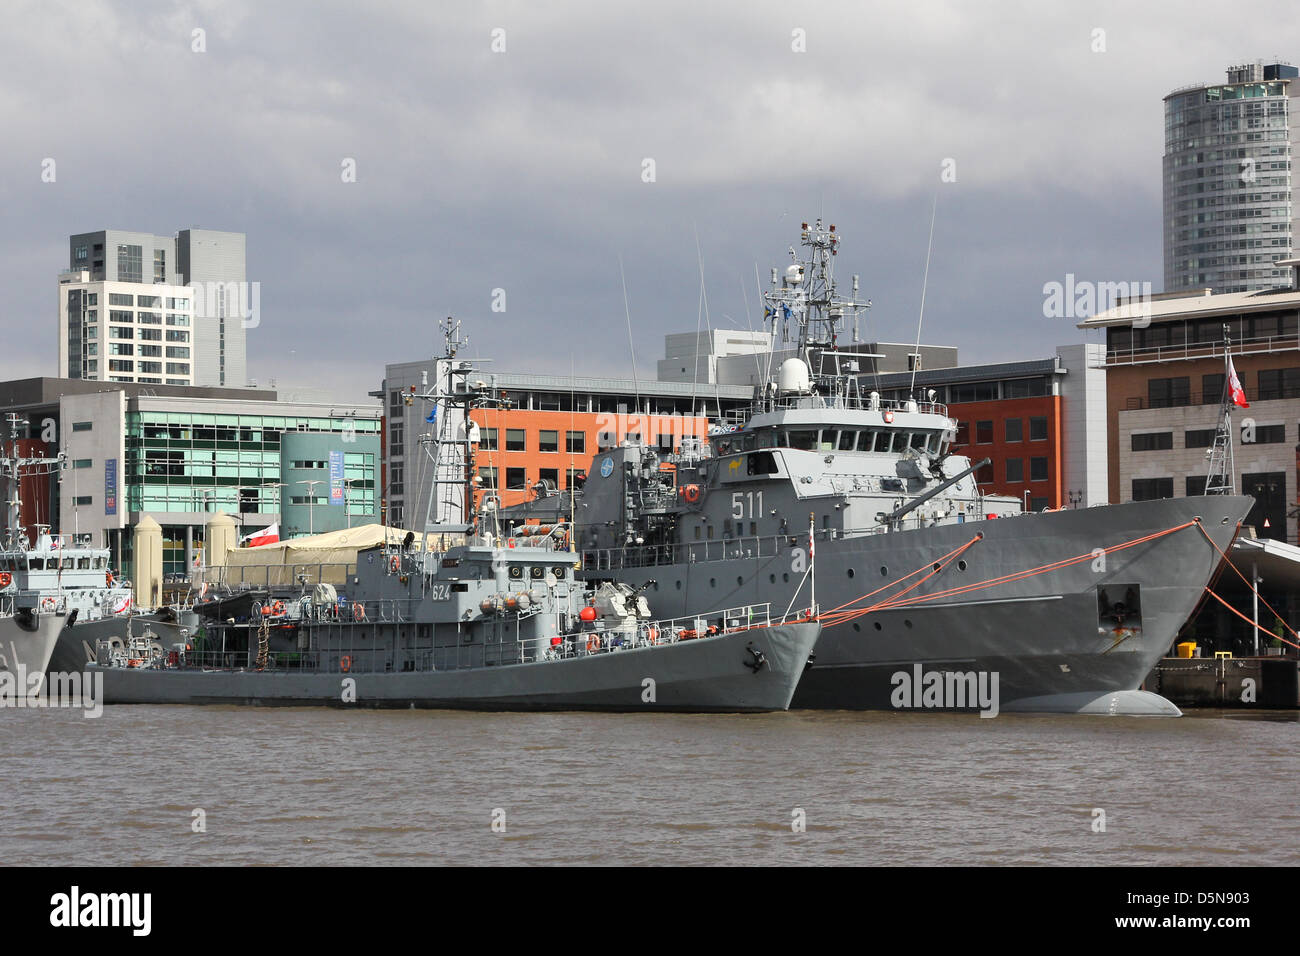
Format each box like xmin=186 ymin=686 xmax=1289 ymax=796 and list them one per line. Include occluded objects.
xmin=74 ymin=495 xmax=93 ymax=506
xmin=138 ymin=312 xmax=162 ymax=325
xmin=505 ymin=429 xmax=526 ymax=452
xmin=566 ymin=430 xmax=586 ymax=453
xmin=153 ymin=250 xmax=166 ymax=283
xmin=139 ymin=361 xmax=162 ymax=374
xmin=975 ymin=462 xmax=994 ymax=484
xmin=1201 ymin=373 xmax=1224 ymax=405
xmin=1186 ymin=476 xmax=1208 ymax=496
xmin=1030 ymin=497 xmax=1049 ymax=512
xmin=506 ymin=467 xmax=527 ymax=490
xmin=478 ymin=466 xmax=497 ymax=488
xmin=109 ymin=310 xmax=133 ymax=323
xmin=539 ymin=468 xmax=559 ymax=487
xmin=975 ymin=421 xmax=994 ymax=444
xmin=117 ymin=244 xmax=142 ymax=283
xmin=108 ymin=293 xmax=133 ymax=306
xmin=167 ymin=297 xmax=190 ymax=309
xmin=139 ymin=345 xmax=162 ymax=357
xmin=480 ymin=428 xmax=498 ymax=450
xmin=74 ymin=245 xmax=87 ymax=261
xmin=165 ymin=362 xmax=189 ymax=375
xmin=1257 ymin=368 xmax=1300 ymax=400
xmin=1029 ymin=416 xmax=1048 ymax=441
xmin=110 ymin=326 xmax=134 ymax=339
xmin=1185 ymin=429 xmax=1216 ymax=448
xmin=166 ymin=347 xmax=190 ymax=358
xmin=1005 ymin=418 xmax=1023 ymax=442
xmin=1148 ymin=377 xmax=1191 ymax=409
xmin=566 ymin=467 xmax=584 ymax=487
xmin=140 ymin=328 xmax=162 ymax=341
xmin=137 ymin=294 xmax=161 ymax=308
xmin=1132 ymin=478 xmax=1174 ymax=501
xmin=165 ymin=329 xmax=188 ymax=341
xmin=1005 ymin=458 xmax=1024 ymax=482
xmin=109 ymin=343 xmax=134 ymax=356
xmin=1030 ymin=457 xmax=1048 ymax=482
xmin=955 ymin=421 xmax=969 ymax=445
xmin=167 ymin=314 xmax=190 ymax=327
xmin=73 ymin=459 xmax=92 ymax=469
xmin=1246 ymin=423 xmax=1286 ymax=444
xmin=108 ymin=360 xmax=133 ymax=372
xmin=539 ymin=430 xmax=559 ymax=453
xmin=1131 ymin=432 xmax=1173 ymax=451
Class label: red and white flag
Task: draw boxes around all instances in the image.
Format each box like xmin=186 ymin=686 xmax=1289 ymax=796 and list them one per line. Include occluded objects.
xmin=1228 ymin=356 xmax=1250 ymax=408
xmin=243 ymin=522 xmax=280 ymax=548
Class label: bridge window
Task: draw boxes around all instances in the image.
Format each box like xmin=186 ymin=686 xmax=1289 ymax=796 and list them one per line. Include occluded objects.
xmin=786 ymin=430 xmax=817 ymax=451
xmin=889 ymin=431 xmax=907 ymax=453
xmin=837 ymin=429 xmax=856 ymax=451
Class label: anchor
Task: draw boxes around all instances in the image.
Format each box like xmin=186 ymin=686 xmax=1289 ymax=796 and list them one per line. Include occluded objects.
xmin=744 ymin=642 xmax=767 ymax=673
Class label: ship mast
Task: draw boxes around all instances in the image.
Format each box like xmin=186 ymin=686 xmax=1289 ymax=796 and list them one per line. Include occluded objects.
xmin=1 ymin=413 xmax=65 ymax=550
xmin=761 ymin=219 xmax=873 ymax=407
xmin=1204 ymin=325 xmax=1236 ymax=496
xmin=418 ymin=318 xmax=510 ymax=543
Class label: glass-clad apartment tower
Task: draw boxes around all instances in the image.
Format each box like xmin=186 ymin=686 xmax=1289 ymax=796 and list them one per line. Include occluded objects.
xmin=1163 ymin=61 xmax=1298 ymax=294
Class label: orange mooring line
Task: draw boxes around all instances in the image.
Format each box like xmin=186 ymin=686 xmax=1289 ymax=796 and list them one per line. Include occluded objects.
xmin=817 ymin=519 xmax=1199 ymax=628
xmin=1194 ymin=522 xmax=1300 ymax=651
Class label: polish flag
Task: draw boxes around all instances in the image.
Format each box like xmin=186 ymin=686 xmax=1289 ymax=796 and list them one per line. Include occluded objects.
xmin=243 ymin=523 xmax=280 ymax=548
xmin=1228 ymin=356 xmax=1250 ymax=408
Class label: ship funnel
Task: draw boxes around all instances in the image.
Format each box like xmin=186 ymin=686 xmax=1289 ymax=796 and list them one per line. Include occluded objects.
xmin=778 ymin=358 xmax=812 ymax=395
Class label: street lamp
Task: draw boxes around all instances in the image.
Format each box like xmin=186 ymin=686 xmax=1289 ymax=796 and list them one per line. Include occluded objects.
xmin=343 ymin=477 xmax=361 ymax=528
xmin=261 ymin=481 xmax=287 ymax=519
xmin=297 ymin=479 xmax=324 ymax=535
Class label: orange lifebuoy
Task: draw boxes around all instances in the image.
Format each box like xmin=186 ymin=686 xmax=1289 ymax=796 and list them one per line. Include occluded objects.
xmin=883 ymin=410 xmax=894 ymax=424
xmin=646 ymin=627 xmax=658 ymax=645
xmin=40 ymin=597 xmax=57 ymax=612
xmin=272 ymin=600 xmax=285 ymax=617
xmin=340 ymin=655 xmax=352 ymax=673
xmin=352 ymin=603 xmax=366 ymax=622
xmin=586 ymin=635 xmax=602 ymax=653
xmin=682 ymin=484 xmax=701 ymax=504
xmin=388 ymin=556 xmax=400 ymax=573
xmin=0 ymin=572 xmax=10 ymax=588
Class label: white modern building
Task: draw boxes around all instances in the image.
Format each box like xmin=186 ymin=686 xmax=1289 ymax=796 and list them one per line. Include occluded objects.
xmin=58 ymin=273 xmax=196 ymax=385
xmin=61 ymin=228 xmax=249 ymax=388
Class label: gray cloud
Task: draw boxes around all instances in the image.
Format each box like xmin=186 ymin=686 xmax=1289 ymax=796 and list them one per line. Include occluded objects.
xmin=1 ymin=0 xmax=1296 ymax=399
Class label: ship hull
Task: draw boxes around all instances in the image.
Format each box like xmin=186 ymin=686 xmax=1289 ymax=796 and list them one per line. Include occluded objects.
xmin=0 ymin=611 xmax=65 ymax=696
xmin=46 ymin=612 xmax=197 ymax=675
xmin=592 ymin=496 xmax=1252 ymax=714
xmin=91 ymin=622 xmax=819 ymax=712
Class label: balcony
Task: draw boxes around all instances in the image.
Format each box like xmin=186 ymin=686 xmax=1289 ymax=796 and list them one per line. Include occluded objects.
xmin=1105 ymin=332 xmax=1300 ymax=367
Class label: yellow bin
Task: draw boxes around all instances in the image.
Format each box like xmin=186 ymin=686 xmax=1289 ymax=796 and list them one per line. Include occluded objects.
xmin=1176 ymin=642 xmax=1197 ymax=659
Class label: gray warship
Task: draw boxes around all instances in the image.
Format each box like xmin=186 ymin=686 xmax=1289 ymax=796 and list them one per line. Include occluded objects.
xmin=92 ymin=321 xmax=820 ymax=711
xmin=516 ymin=220 xmax=1252 ymax=715
xmin=0 ymin=415 xmax=194 ymax=683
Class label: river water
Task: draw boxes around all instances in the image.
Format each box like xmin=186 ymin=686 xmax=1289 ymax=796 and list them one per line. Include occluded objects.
xmin=3 ymin=706 xmax=1296 ymax=866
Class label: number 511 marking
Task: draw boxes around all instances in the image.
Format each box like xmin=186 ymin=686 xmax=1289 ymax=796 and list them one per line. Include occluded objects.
xmin=732 ymin=491 xmax=763 ymax=520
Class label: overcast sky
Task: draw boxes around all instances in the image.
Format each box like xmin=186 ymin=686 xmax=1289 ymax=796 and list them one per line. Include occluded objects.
xmin=3 ymin=0 xmax=1297 ymax=404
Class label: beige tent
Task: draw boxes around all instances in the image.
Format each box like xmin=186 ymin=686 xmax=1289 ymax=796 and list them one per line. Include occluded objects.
xmin=207 ymin=524 xmax=450 ymax=589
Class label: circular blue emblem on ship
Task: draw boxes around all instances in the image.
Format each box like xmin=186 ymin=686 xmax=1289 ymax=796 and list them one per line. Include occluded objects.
xmin=600 ymin=457 xmax=614 ymax=478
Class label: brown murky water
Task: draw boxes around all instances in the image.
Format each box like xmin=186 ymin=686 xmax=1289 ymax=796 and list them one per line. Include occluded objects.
xmin=3 ymin=706 xmax=1296 ymax=865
